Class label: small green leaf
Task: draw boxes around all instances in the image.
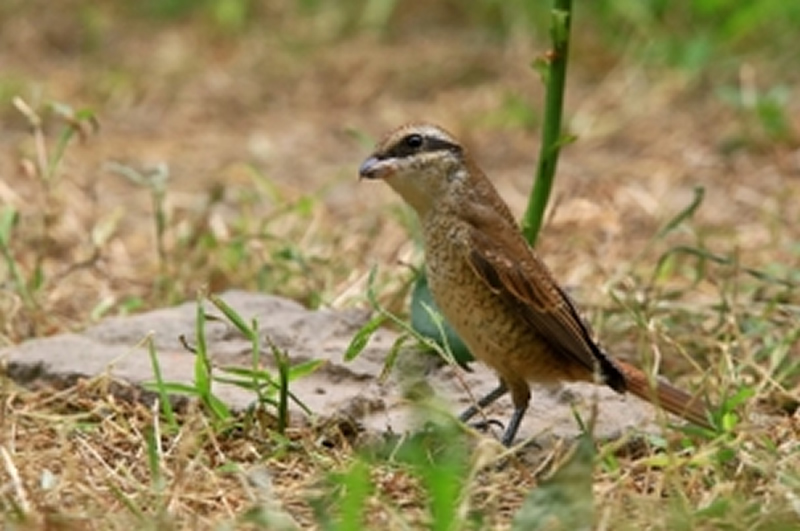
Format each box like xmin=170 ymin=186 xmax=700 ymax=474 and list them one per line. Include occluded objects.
xmin=144 ymin=427 xmax=164 ymax=492
xmin=209 ymin=293 xmax=256 ymax=341
xmin=341 ymin=460 xmax=372 ymax=531
xmin=721 ymin=386 xmax=756 ymax=412
xmin=217 ymin=365 xmax=275 ymax=382
xmin=145 ymin=335 xmax=178 ymax=430
xmin=531 ymin=55 xmax=550 ymax=84
xmin=344 ymin=313 xmax=385 ymax=361
xmin=142 ymin=381 xmax=202 ymax=395
xmin=194 ymin=297 xmax=212 ymax=396
xmin=656 ymin=186 xmax=705 ymax=239
xmin=288 ymin=358 xmax=325 ymax=381
xmin=410 ymin=272 xmax=474 ymax=368
xmin=379 ymin=334 xmax=408 ymax=383
xmin=216 ymin=362 xmax=317 ymax=415
xmin=551 ymin=8 xmax=570 ymax=44
xmin=555 ymin=132 xmax=578 ymax=149
xmin=512 ymin=433 xmax=594 ymax=531
xmin=205 ymin=393 xmax=232 ymax=420
xmin=0 ymin=206 xmax=18 ymax=245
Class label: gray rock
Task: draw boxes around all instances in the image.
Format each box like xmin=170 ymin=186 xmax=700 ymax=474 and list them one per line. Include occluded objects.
xmin=0 ymin=290 xmax=663 ymax=442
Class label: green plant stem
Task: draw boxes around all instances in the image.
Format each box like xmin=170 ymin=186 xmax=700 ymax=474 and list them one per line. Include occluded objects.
xmin=521 ymin=0 xmax=573 ymax=245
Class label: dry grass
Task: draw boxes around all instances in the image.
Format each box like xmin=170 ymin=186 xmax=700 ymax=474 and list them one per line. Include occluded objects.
xmin=2 ymin=2 xmax=800 ymax=529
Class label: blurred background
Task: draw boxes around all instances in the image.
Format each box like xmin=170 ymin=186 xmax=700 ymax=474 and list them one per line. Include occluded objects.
xmin=1 ymin=0 xmax=799 ymax=341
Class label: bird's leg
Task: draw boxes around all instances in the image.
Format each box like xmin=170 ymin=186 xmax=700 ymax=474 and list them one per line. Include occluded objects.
xmin=499 ymin=382 xmax=532 ymax=447
xmin=500 ymin=405 xmax=528 ymax=447
xmin=458 ymin=381 xmax=508 ymax=422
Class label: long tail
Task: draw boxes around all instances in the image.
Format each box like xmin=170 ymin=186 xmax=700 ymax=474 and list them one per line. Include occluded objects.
xmin=615 ymin=360 xmax=714 ymax=430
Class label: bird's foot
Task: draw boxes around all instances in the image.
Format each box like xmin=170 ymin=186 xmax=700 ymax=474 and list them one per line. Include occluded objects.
xmin=468 ymin=418 xmax=505 ymax=433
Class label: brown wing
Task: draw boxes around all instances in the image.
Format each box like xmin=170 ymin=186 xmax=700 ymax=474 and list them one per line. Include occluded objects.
xmin=461 ymin=202 xmax=626 ymax=392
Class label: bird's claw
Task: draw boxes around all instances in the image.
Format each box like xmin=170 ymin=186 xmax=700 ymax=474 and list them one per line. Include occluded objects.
xmin=468 ymin=418 xmax=505 ymax=433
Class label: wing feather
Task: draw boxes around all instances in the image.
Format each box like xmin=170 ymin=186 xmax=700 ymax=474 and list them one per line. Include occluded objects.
xmin=461 ymin=203 xmax=626 ymax=391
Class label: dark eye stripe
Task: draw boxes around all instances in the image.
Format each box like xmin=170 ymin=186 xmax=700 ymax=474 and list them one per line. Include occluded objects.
xmin=384 ymin=135 xmax=462 ymax=159
xmin=426 ymin=137 xmax=462 ymax=154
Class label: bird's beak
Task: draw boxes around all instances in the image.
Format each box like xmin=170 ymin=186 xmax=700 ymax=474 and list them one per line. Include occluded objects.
xmin=359 ymin=156 xmax=393 ymax=180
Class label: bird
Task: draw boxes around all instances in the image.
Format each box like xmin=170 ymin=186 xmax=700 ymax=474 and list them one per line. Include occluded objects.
xmin=359 ymin=122 xmax=713 ymax=446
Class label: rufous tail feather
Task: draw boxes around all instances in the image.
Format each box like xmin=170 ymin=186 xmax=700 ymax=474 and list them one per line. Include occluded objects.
xmin=615 ymin=360 xmax=713 ymax=430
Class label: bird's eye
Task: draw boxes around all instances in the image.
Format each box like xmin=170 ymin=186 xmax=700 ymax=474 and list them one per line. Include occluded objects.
xmin=403 ymin=134 xmax=424 ymax=149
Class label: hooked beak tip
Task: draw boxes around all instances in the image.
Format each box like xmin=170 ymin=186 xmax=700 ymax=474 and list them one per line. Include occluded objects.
xmin=358 ymin=156 xmax=383 ymax=180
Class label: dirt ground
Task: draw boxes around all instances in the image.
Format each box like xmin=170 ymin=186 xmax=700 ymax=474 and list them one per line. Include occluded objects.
xmin=1 ymin=2 xmax=799 ymax=529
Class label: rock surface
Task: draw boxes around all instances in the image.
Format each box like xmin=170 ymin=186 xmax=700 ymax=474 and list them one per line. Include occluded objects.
xmin=0 ymin=290 xmax=666 ymax=441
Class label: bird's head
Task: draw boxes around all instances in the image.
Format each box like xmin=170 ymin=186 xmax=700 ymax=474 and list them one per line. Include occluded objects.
xmin=359 ymin=123 xmax=468 ymax=216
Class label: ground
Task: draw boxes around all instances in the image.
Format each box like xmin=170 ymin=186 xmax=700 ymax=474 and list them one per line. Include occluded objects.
xmin=1 ymin=2 xmax=799 ymax=529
